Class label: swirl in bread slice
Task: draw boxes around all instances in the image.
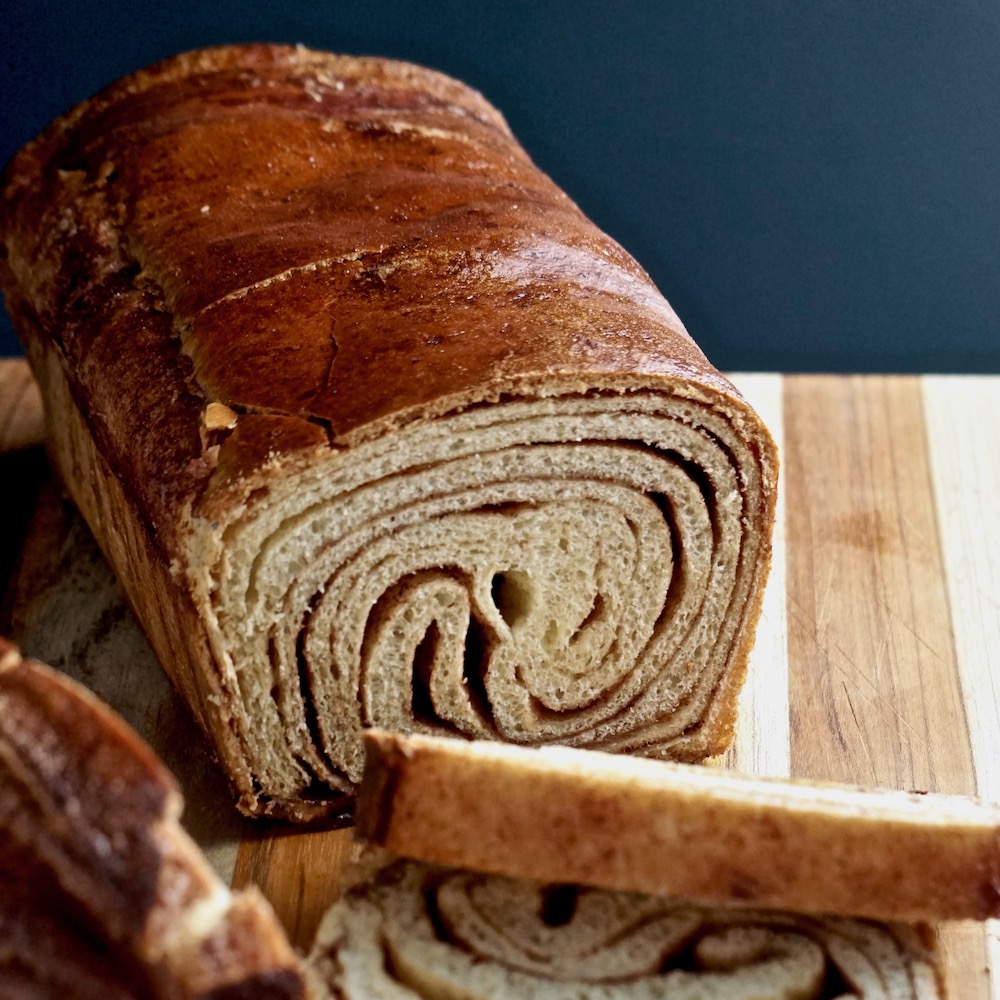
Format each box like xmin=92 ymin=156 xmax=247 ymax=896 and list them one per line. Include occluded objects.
xmin=310 ymin=857 xmax=942 ymax=999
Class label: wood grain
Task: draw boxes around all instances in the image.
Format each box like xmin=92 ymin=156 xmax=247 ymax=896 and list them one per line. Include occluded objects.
xmin=231 ymin=827 xmax=354 ymax=951
xmin=4 ymin=359 xmax=1000 ymax=993
xmin=923 ymin=377 xmax=1000 ymax=801
xmin=784 ymin=375 xmax=988 ymax=998
xmin=784 ymin=376 xmax=975 ymax=792
xmin=0 ymin=359 xmax=47 ymax=627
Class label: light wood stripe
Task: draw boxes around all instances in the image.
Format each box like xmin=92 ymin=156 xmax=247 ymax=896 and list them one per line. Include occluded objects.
xmin=923 ymin=376 xmax=1000 ymax=800
xmin=726 ymin=372 xmax=790 ymax=777
xmin=924 ymin=375 xmax=1000 ymax=1000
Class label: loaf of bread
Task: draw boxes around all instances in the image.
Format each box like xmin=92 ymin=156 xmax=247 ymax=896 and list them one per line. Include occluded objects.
xmin=310 ymin=855 xmax=943 ymax=999
xmin=358 ymin=729 xmax=1000 ymax=923
xmin=0 ymin=43 xmax=778 ymax=820
xmin=0 ymin=638 xmax=312 ymax=998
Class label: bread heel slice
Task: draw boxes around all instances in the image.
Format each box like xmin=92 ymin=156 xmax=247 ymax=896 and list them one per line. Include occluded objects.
xmin=0 ymin=638 xmax=313 ymax=999
xmin=357 ymin=728 xmax=1000 ymax=924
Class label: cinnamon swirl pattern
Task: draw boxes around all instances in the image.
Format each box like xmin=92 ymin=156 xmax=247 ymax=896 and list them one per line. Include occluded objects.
xmin=190 ymin=386 xmax=774 ymax=816
xmin=311 ymin=860 xmax=942 ymax=1000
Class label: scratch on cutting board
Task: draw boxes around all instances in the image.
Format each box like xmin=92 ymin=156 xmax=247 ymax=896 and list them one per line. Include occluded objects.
xmin=786 ymin=595 xmax=929 ymax=753
xmin=816 ymin=561 xmax=838 ymax=633
xmin=875 ymin=594 xmax=951 ymax=665
xmin=825 ymin=634 xmax=928 ymax=751
xmin=842 ymin=680 xmax=877 ymax=785
xmin=871 ymin=631 xmax=890 ymax=680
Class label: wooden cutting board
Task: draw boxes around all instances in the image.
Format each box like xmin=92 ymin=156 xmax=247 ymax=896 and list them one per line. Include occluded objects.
xmin=2 ymin=358 xmax=999 ymax=995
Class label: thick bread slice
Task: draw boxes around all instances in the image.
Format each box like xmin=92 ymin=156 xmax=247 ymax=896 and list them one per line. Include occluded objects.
xmin=309 ymin=855 xmax=943 ymax=999
xmin=357 ymin=729 xmax=1000 ymax=924
xmin=0 ymin=43 xmax=778 ymax=820
xmin=0 ymin=638 xmax=312 ymax=999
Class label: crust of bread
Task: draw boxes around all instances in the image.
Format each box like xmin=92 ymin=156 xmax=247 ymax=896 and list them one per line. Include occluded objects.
xmin=0 ymin=44 xmax=778 ymax=820
xmin=0 ymin=42 xmax=751 ymax=541
xmin=357 ymin=729 xmax=1000 ymax=924
xmin=1 ymin=832 xmax=145 ymax=999
xmin=13 ymin=306 xmax=260 ymax=811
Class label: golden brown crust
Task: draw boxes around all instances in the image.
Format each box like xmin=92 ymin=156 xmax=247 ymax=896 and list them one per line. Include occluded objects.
xmin=0 ymin=42 xmax=749 ymax=545
xmin=0 ymin=44 xmax=778 ymax=819
xmin=357 ymin=729 xmax=1000 ymax=925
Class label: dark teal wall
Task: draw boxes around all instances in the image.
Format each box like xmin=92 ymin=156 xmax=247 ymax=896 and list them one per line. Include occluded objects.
xmin=3 ymin=2 xmax=998 ymax=371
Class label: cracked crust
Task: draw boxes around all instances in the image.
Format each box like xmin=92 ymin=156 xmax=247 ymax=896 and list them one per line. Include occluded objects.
xmin=0 ymin=43 xmax=744 ymax=540
xmin=0 ymin=45 xmax=778 ymax=820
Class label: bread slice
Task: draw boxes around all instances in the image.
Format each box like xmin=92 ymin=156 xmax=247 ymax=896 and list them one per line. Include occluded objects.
xmin=0 ymin=638 xmax=312 ymax=999
xmin=357 ymin=729 xmax=1000 ymax=924
xmin=310 ymin=854 xmax=943 ymax=999
xmin=0 ymin=43 xmax=777 ymax=820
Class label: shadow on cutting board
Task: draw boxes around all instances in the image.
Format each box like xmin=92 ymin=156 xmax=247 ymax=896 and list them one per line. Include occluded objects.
xmin=5 ymin=479 xmax=249 ymax=881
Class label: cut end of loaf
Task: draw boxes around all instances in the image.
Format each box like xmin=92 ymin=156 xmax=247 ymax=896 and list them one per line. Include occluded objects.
xmin=183 ymin=377 xmax=777 ymax=819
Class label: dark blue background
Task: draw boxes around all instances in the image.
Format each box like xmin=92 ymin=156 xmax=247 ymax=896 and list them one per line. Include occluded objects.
xmin=3 ymin=2 xmax=998 ymax=371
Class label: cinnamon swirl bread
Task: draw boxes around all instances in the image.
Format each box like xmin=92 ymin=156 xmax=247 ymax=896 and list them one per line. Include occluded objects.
xmin=0 ymin=641 xmax=953 ymax=997
xmin=310 ymin=857 xmax=943 ymax=999
xmin=0 ymin=44 xmax=778 ymax=820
